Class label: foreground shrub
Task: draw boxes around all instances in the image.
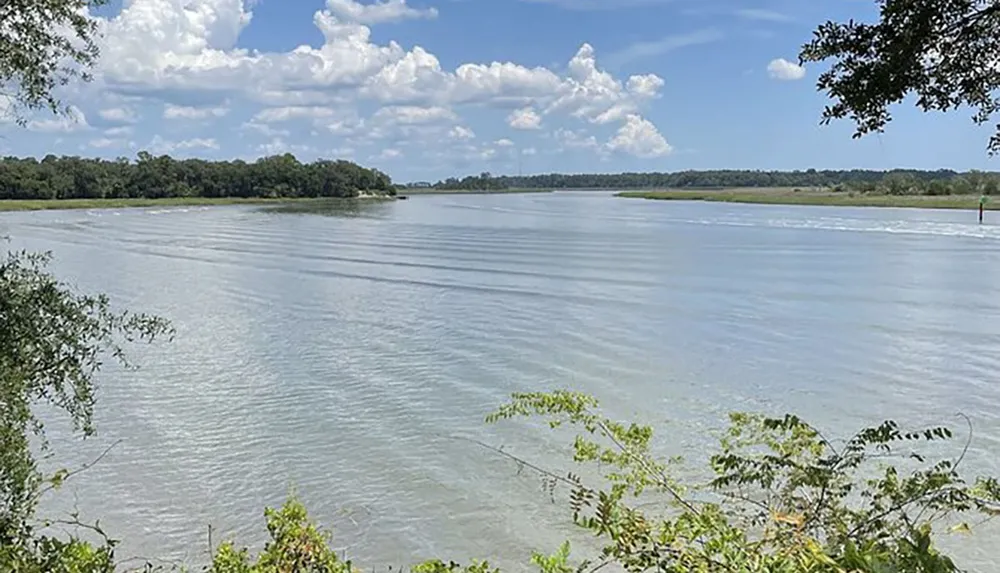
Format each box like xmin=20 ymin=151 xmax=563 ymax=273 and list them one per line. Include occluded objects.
xmin=206 ymin=391 xmax=1000 ymax=572
xmin=1 ymin=247 xmax=172 ymax=572
xmin=477 ymin=390 xmax=1000 ymax=572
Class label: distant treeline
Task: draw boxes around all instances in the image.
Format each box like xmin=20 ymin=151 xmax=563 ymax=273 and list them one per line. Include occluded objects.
xmin=425 ymin=169 xmax=1000 ymax=195
xmin=0 ymin=152 xmax=396 ymax=200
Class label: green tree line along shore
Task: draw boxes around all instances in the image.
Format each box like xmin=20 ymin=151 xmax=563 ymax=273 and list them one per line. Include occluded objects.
xmin=421 ymin=169 xmax=1000 ymax=196
xmin=4 ymin=158 xmax=1000 ymax=206
xmin=0 ymin=153 xmax=396 ymax=201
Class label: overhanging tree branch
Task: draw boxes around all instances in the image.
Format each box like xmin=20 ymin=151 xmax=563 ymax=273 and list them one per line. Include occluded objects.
xmin=800 ymin=0 xmax=1000 ymax=154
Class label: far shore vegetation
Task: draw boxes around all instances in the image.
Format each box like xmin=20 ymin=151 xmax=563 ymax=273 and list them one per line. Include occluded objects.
xmin=8 ymin=158 xmax=1000 ymax=213
xmin=426 ymin=168 xmax=1000 ymax=195
xmin=401 ymin=187 xmax=551 ymax=195
xmin=617 ymin=187 xmax=1000 ymax=210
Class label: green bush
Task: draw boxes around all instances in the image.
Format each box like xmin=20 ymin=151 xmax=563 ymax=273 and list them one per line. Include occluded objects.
xmin=205 ymin=390 xmax=999 ymax=573
xmin=0 ymin=247 xmax=171 ymax=572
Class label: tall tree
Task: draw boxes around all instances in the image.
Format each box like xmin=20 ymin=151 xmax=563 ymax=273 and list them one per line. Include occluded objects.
xmin=800 ymin=1 xmax=1000 ymax=154
xmin=0 ymin=0 xmax=108 ymax=124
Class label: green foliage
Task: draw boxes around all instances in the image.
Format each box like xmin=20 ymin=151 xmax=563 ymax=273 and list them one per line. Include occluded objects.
xmin=0 ymin=154 xmax=396 ymax=201
xmin=0 ymin=0 xmax=108 ymax=124
xmin=409 ymin=561 xmax=499 ymax=573
xmin=0 ymin=531 xmax=116 ymax=573
xmin=409 ymin=562 xmax=453 ymax=573
xmin=429 ymin=172 xmax=507 ymax=191
xmin=530 ymin=541 xmax=573 ymax=573
xmin=484 ymin=391 xmax=1000 ymax=572
xmin=0 ymin=246 xmax=172 ymax=570
xmin=208 ymin=497 xmax=507 ymax=573
xmin=429 ymin=169 xmax=1000 ymax=195
xmin=799 ymin=0 xmax=1000 ymax=154
xmin=209 ymin=497 xmax=353 ymax=573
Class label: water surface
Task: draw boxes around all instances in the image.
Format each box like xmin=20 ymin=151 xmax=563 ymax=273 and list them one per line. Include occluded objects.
xmin=3 ymin=192 xmax=999 ymax=569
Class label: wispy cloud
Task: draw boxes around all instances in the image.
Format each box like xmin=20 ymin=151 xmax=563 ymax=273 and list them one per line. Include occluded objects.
xmin=735 ymin=8 xmax=793 ymax=22
xmin=519 ymin=0 xmax=672 ymax=9
xmin=605 ymin=28 xmax=723 ymax=68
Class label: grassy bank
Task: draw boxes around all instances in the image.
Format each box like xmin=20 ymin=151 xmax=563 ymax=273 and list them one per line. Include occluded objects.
xmin=401 ymin=188 xmax=552 ymax=195
xmin=617 ymin=188 xmax=999 ymax=210
xmin=0 ymin=196 xmax=395 ymax=212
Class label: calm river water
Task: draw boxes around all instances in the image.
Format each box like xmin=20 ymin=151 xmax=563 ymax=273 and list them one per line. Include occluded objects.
xmin=3 ymin=192 xmax=1000 ymax=570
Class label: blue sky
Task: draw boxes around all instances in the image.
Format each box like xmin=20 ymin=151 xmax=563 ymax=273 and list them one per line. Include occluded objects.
xmin=1 ymin=0 xmax=996 ymax=182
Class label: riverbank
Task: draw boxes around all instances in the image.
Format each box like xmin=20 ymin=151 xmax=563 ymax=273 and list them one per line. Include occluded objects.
xmin=0 ymin=196 xmax=393 ymax=212
xmin=401 ymin=188 xmax=551 ymax=195
xmin=617 ymin=188 xmax=998 ymax=210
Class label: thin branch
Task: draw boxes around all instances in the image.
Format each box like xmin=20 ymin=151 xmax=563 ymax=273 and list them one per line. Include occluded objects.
xmin=30 ymin=439 xmax=122 ymax=506
xmin=943 ymin=2 xmax=1000 ymax=36
xmin=717 ymin=490 xmax=770 ymax=514
xmin=951 ymin=412 xmax=973 ymax=473
xmin=594 ymin=420 xmax=700 ymax=515
xmin=581 ymin=556 xmax=613 ymax=573
xmin=45 ymin=516 xmax=109 ymax=538
xmin=446 ymin=434 xmax=588 ymax=492
xmin=116 ymin=554 xmax=187 ymax=572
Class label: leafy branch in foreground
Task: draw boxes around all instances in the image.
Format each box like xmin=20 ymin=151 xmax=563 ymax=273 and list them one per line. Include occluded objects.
xmin=202 ymin=391 xmax=1000 ymax=572
xmin=0 ymin=246 xmax=172 ymax=570
xmin=481 ymin=390 xmax=1000 ymax=572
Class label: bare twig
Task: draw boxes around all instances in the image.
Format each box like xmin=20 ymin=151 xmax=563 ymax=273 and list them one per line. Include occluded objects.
xmin=951 ymin=412 xmax=974 ymax=472
xmin=582 ymin=556 xmax=614 ymax=573
xmin=446 ymin=434 xmax=589 ymax=492
xmin=30 ymin=439 xmax=122 ymax=506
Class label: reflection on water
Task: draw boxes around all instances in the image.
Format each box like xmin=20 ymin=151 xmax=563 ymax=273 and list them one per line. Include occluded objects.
xmin=1 ymin=192 xmax=999 ymax=570
xmin=261 ymin=198 xmax=396 ymax=217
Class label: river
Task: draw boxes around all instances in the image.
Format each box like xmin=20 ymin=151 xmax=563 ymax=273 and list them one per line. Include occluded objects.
xmin=3 ymin=191 xmax=999 ymax=570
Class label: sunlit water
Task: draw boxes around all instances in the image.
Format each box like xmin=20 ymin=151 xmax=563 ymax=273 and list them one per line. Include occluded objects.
xmin=3 ymin=192 xmax=1000 ymax=570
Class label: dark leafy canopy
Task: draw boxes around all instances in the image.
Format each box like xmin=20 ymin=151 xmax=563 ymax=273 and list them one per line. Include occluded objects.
xmin=800 ymin=0 xmax=1000 ymax=154
xmin=0 ymin=152 xmax=397 ymax=200
xmin=425 ymin=169 xmax=1000 ymax=194
xmin=0 ymin=0 xmax=109 ymax=124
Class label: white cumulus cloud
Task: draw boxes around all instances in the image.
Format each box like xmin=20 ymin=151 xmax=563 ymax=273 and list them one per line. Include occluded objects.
xmin=508 ymin=107 xmax=541 ymax=130
xmin=606 ymin=114 xmax=672 ymax=158
xmin=9 ymin=0 xmax=676 ymax=164
xmin=767 ymin=58 xmax=805 ymax=80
